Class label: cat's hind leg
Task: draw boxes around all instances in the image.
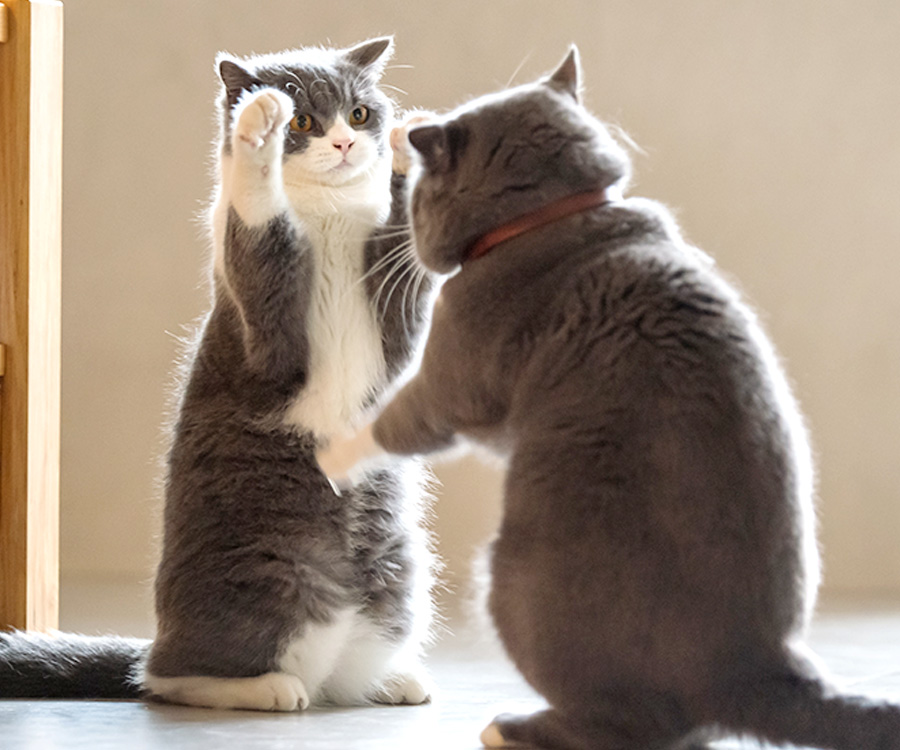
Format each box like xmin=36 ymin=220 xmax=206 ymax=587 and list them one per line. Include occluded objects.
xmin=319 ymin=624 xmax=433 ymax=706
xmin=144 ymin=672 xmax=309 ymax=712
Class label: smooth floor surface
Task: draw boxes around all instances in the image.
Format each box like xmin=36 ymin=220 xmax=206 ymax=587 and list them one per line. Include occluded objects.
xmin=3 ymin=602 xmax=900 ymax=749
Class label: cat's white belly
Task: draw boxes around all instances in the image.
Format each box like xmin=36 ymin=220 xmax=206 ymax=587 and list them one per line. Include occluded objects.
xmin=283 ymin=211 xmax=386 ymax=439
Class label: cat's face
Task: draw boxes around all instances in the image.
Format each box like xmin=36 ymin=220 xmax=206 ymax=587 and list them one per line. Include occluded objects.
xmin=406 ymin=49 xmax=631 ymax=274
xmin=218 ymin=38 xmax=394 ymax=187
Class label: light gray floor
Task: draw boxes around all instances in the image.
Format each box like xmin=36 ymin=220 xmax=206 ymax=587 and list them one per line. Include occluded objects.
xmin=3 ymin=601 xmax=900 ymax=749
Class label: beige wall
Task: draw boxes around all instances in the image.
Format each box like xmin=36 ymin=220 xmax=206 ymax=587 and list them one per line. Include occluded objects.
xmin=62 ymin=1 xmax=900 ymax=615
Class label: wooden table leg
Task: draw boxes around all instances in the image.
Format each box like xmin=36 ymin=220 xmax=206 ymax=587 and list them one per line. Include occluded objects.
xmin=0 ymin=0 xmax=63 ymax=632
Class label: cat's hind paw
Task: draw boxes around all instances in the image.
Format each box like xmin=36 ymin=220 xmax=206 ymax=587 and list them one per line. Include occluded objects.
xmin=391 ymin=111 xmax=437 ymax=175
xmin=233 ymin=88 xmax=293 ymax=152
xmin=373 ymin=670 xmax=433 ymax=705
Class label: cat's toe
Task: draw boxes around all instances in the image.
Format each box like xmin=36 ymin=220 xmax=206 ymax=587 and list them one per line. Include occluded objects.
xmin=373 ymin=671 xmax=433 ymax=705
xmin=270 ymin=673 xmax=310 ymax=711
xmin=480 ymin=722 xmax=520 ymax=748
xmin=234 ymin=89 xmax=292 ymax=150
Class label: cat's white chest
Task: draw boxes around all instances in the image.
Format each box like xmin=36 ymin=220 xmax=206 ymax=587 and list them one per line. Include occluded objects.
xmin=283 ymin=208 xmax=386 ymax=439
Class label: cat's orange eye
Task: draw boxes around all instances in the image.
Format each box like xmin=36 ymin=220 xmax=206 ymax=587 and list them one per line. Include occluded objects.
xmin=290 ymin=113 xmax=314 ymax=133
xmin=349 ymin=106 xmax=369 ymax=126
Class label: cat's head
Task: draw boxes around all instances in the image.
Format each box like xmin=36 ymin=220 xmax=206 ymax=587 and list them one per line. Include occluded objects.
xmin=216 ymin=37 xmax=395 ymax=187
xmin=406 ymin=47 xmax=631 ymax=274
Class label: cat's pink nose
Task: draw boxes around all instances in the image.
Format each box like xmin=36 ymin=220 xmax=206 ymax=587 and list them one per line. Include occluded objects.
xmin=333 ymin=137 xmax=354 ymax=156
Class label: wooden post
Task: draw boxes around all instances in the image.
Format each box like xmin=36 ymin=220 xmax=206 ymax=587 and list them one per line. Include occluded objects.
xmin=0 ymin=0 xmax=63 ymax=632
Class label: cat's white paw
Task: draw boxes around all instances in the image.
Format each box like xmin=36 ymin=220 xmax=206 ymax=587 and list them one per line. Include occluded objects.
xmin=480 ymin=722 xmax=520 ymax=748
xmin=233 ymin=88 xmax=293 ymax=153
xmin=373 ymin=670 xmax=433 ymax=705
xmin=316 ymin=423 xmax=385 ymax=486
xmin=145 ymin=671 xmax=310 ymax=712
xmin=391 ymin=111 xmax=437 ymax=174
xmin=268 ymin=672 xmax=311 ymax=711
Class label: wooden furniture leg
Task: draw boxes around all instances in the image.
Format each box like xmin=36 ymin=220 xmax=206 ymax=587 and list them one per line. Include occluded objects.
xmin=0 ymin=0 xmax=63 ymax=632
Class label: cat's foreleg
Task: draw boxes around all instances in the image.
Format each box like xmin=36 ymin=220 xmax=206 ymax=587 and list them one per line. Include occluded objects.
xmin=219 ymin=88 xmax=313 ymax=378
xmin=365 ymin=113 xmax=440 ymax=376
xmin=227 ymin=87 xmax=293 ymax=225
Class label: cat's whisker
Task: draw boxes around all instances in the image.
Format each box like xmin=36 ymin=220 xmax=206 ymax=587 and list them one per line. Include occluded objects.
xmin=370 ymin=229 xmax=413 ymax=241
xmin=284 ymin=69 xmax=308 ymax=95
xmin=400 ymin=259 xmax=427 ymax=339
xmin=372 ymin=260 xmax=411 ymax=313
xmin=358 ymin=240 xmax=416 ymax=286
xmin=381 ymin=261 xmax=418 ymax=324
xmin=374 ymin=222 xmax=414 ymax=237
xmin=372 ymin=248 xmax=418 ymax=315
xmin=505 ymin=52 xmax=533 ymax=89
xmin=381 ymin=84 xmax=409 ymax=97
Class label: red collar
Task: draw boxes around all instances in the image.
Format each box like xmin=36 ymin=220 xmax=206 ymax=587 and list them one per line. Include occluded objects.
xmin=465 ymin=185 xmax=622 ymax=263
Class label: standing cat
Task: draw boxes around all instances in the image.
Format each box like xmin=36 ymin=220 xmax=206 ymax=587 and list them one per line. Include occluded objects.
xmin=318 ymin=48 xmax=900 ymax=748
xmin=0 ymin=37 xmax=438 ymax=711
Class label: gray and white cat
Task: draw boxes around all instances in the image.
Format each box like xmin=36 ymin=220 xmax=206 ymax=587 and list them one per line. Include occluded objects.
xmin=318 ymin=48 xmax=900 ymax=749
xmin=0 ymin=38 xmax=437 ymax=711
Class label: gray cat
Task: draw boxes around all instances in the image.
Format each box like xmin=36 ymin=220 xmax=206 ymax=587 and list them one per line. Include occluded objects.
xmin=0 ymin=37 xmax=437 ymax=711
xmin=318 ymin=48 xmax=900 ymax=748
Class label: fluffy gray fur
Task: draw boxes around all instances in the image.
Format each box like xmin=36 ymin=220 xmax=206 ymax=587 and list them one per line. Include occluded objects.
xmin=0 ymin=38 xmax=436 ymax=706
xmin=342 ymin=48 xmax=900 ymax=748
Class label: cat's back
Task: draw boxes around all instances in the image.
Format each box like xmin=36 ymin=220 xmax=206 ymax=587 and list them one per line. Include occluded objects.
xmin=528 ymin=222 xmax=766 ymax=408
xmin=511 ymin=212 xmax=807 ymax=520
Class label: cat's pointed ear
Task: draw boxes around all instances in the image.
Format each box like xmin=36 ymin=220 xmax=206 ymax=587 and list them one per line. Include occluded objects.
xmin=408 ymin=124 xmax=449 ymax=172
xmin=545 ymin=46 xmax=582 ymax=102
xmin=344 ymin=36 xmax=394 ymax=78
xmin=217 ymin=56 xmax=260 ymax=109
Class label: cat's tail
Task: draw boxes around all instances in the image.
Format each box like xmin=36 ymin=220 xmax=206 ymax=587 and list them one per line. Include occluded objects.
xmin=0 ymin=630 xmax=150 ymax=699
xmin=714 ymin=666 xmax=900 ymax=750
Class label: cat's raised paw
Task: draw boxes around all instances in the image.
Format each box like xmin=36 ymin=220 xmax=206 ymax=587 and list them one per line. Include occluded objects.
xmin=233 ymin=88 xmax=293 ymax=152
xmin=391 ymin=111 xmax=437 ymax=174
xmin=373 ymin=670 xmax=433 ymax=705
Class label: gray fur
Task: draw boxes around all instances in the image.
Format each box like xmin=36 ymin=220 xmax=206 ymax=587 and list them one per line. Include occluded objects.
xmin=368 ymin=48 xmax=900 ymax=748
xmin=150 ymin=39 xmax=437 ymax=686
xmin=0 ymin=39 xmax=435 ymax=702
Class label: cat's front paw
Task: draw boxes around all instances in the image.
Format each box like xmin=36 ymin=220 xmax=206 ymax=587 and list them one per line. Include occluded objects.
xmin=316 ymin=423 xmax=385 ymax=486
xmin=233 ymin=88 xmax=293 ymax=152
xmin=391 ymin=111 xmax=437 ymax=175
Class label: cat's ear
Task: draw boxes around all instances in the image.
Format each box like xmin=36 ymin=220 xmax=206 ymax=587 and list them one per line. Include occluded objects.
xmin=408 ymin=124 xmax=449 ymax=172
xmin=344 ymin=36 xmax=394 ymax=78
xmin=217 ymin=56 xmax=260 ymax=109
xmin=545 ymin=46 xmax=582 ymax=102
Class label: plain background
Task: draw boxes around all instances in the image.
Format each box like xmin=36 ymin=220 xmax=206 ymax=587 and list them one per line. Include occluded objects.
xmin=60 ymin=1 xmax=900 ymax=630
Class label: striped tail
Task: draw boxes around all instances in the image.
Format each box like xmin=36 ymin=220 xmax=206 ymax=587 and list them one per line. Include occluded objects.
xmin=0 ymin=630 xmax=150 ymax=699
